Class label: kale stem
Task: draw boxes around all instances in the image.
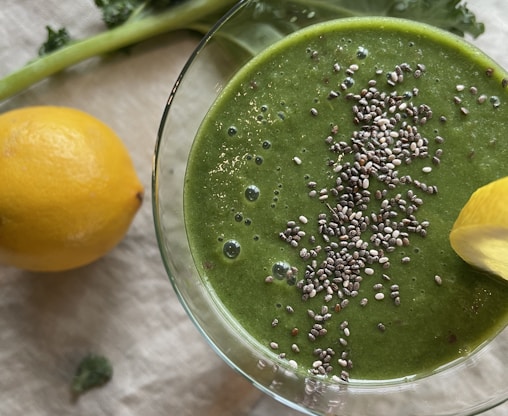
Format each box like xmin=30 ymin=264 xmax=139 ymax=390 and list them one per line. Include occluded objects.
xmin=0 ymin=0 xmax=236 ymax=102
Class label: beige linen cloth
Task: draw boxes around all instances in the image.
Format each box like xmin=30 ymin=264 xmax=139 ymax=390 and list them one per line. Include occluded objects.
xmin=0 ymin=1 xmax=506 ymax=415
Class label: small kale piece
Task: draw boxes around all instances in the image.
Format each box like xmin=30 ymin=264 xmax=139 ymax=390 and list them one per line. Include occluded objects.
xmin=94 ymin=0 xmax=143 ymax=28
xmin=71 ymin=354 xmax=113 ymax=394
xmin=38 ymin=26 xmax=71 ymax=56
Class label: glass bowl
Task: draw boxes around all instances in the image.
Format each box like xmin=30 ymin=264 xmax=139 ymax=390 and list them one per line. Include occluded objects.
xmin=152 ymin=1 xmax=508 ymax=414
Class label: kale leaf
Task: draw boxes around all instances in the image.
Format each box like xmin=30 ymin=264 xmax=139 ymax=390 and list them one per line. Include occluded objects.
xmin=94 ymin=0 xmax=144 ymax=28
xmin=38 ymin=26 xmax=72 ymax=57
xmin=388 ymin=0 xmax=484 ymax=38
xmin=72 ymin=354 xmax=113 ymax=394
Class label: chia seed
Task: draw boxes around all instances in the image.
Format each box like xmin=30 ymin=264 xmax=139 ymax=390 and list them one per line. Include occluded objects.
xmin=434 ymin=274 xmax=443 ymax=286
xmin=390 ymin=291 xmax=400 ymax=299
xmin=477 ymin=94 xmax=488 ymax=104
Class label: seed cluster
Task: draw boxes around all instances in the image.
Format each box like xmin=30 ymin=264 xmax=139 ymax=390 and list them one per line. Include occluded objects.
xmin=265 ymin=47 xmax=504 ymax=380
xmin=293 ymin=63 xmax=438 ymax=296
xmin=271 ymin=61 xmax=444 ymax=381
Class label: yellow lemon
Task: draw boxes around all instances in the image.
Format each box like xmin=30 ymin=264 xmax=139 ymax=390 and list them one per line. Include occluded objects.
xmin=450 ymin=176 xmax=508 ymax=281
xmin=0 ymin=106 xmax=143 ymax=272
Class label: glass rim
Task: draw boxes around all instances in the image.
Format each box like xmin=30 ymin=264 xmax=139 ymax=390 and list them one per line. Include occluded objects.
xmin=152 ymin=1 xmax=508 ymax=414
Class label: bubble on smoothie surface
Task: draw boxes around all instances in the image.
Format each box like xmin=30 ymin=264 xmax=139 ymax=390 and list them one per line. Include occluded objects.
xmin=227 ymin=126 xmax=238 ymax=136
xmin=344 ymin=77 xmax=355 ymax=87
xmin=223 ymin=240 xmax=241 ymax=259
xmin=357 ymin=46 xmax=369 ymax=59
xmin=245 ymin=185 xmax=260 ymax=201
xmin=272 ymin=261 xmax=291 ymax=280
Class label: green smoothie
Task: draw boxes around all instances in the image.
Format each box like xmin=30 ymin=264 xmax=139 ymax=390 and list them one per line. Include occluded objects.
xmin=184 ymin=17 xmax=508 ymax=382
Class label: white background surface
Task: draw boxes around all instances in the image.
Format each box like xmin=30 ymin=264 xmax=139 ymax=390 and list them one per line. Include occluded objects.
xmin=0 ymin=1 xmax=507 ymax=415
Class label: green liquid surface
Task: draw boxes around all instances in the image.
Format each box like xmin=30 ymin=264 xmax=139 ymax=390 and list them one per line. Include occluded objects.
xmin=184 ymin=17 xmax=508 ymax=381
